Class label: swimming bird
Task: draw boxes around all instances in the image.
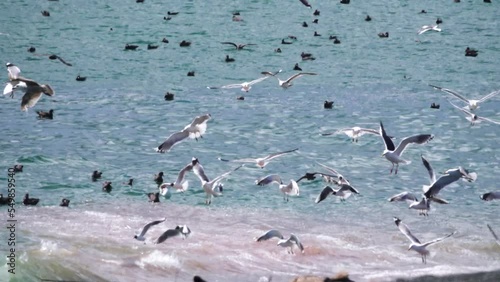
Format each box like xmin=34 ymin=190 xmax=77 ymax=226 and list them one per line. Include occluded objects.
xmin=340 ymin=0 xmax=350 ymax=4
xmin=193 ymin=158 xmax=243 ymax=205
xmin=256 ymin=229 xmax=304 ymax=254
xmin=102 ymin=181 xmax=112 ymax=193
xmin=388 ymin=191 xmax=419 ymax=203
xmin=480 ymin=192 xmax=500 ymax=201
xmin=313 ymin=9 xmax=320 ymax=16
xmin=41 ymin=10 xmax=50 ymax=17
xmin=134 ymin=218 xmax=166 ymax=241
xmin=92 ymin=170 xmax=102 ymax=181
xmin=322 ymin=127 xmax=380 ymax=142
xmin=125 ymin=178 xmax=134 ymax=186
xmin=180 ymin=40 xmax=191 ymax=47
xmin=13 ymin=165 xmax=23 ymax=173
xmin=155 ymin=114 xmax=211 ymax=153
xmin=261 ymin=70 xmax=317 ymax=89
xmin=218 ymin=148 xmax=298 ymax=168
xmin=14 ymin=77 xmax=55 ymax=112
xmin=36 ymin=109 xmax=54 ymax=119
xmin=465 ymin=47 xmax=478 ymax=57
xmin=379 ymin=121 xmax=433 ymax=174
xmin=155 ymin=225 xmax=191 ymax=244
xmin=60 ymin=198 xmax=70 ymax=207
xmin=436 ymin=18 xmax=443 ymax=25
xmin=76 ymin=75 xmax=87 ymax=81
xmin=282 ymin=39 xmax=293 ymax=44
xmin=448 ymin=100 xmax=500 ymax=125
xmin=147 ymin=44 xmax=159 ymax=50
xmin=207 ymin=75 xmax=270 ymax=92
xmin=187 ymin=71 xmax=195 ymax=76
xmin=315 ymin=184 xmax=359 ymax=203
xmin=302 ymin=22 xmax=308 ymax=28
xmin=164 ymin=92 xmax=174 ymax=101
xmin=159 ymin=162 xmax=193 ymax=195
xmin=430 ymin=103 xmax=440 ymax=109
xmin=124 ymin=44 xmax=138 ymax=50
xmin=225 ymin=55 xmax=235 ymax=62
xmin=365 ymin=15 xmax=372 ymax=21
xmin=299 ymin=0 xmax=312 ymax=8
xmin=378 ymin=32 xmax=389 ymax=38
xmin=324 ymin=100 xmax=333 ymax=109
xmin=313 ymin=31 xmax=321 ymax=36
xmin=394 ymin=217 xmax=456 ymax=264
xmin=148 ymin=192 xmax=160 ymax=203
xmin=293 ymin=63 xmax=302 ymax=71
xmin=23 ymin=193 xmax=39 ymax=205
xmin=487 ymin=224 xmax=500 ymax=246
xmin=429 ymin=84 xmax=500 ymax=111
xmin=0 ymin=194 xmax=13 ymax=205
xmin=421 ymin=155 xmax=477 ymax=200
xmin=167 ymin=11 xmax=179 ymax=15
xmin=154 ymin=172 xmax=164 ymax=187
xmin=417 ymin=24 xmax=441 ymax=35
xmin=221 ymin=42 xmax=256 ymax=50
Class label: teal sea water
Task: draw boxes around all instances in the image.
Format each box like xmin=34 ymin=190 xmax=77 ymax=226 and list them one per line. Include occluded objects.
xmin=1 ymin=0 xmax=499 ymax=281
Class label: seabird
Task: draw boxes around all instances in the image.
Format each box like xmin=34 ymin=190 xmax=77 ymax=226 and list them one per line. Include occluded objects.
xmin=324 ymin=100 xmax=333 ymax=109
xmin=148 ymin=192 xmax=160 ymax=203
xmin=394 ymin=217 xmax=456 ymax=264
xmin=159 ymin=161 xmax=193 ymax=195
xmin=23 ymin=193 xmax=39 ymax=205
xmin=255 ymin=175 xmax=300 ymax=201
xmin=164 ymin=92 xmax=174 ymax=100
xmin=430 ymin=103 xmax=440 ymax=109
xmin=36 ymin=109 xmax=54 ymax=119
xmin=180 ymin=40 xmax=191 ymax=47
xmin=134 ymin=218 xmax=166 ymax=241
xmin=261 ymin=70 xmax=317 ymax=89
xmin=293 ymin=63 xmax=302 ymax=71
xmin=429 ymin=84 xmax=500 ymax=111
xmin=154 ymin=172 xmax=164 ymax=187
xmin=13 ymin=77 xmax=55 ymax=112
xmin=379 ymin=121 xmax=433 ymax=174
xmin=225 ymin=55 xmax=235 ymax=62
xmin=0 ymin=194 xmax=13 ymax=205
xmin=299 ymin=0 xmax=312 ymax=8
xmin=448 ymin=100 xmax=500 ymax=125
xmin=147 ymin=44 xmax=159 ymax=50
xmin=187 ymin=71 xmax=195 ymax=76
xmin=255 ymin=229 xmax=304 ymax=254
xmin=315 ymin=184 xmax=359 ymax=203
xmin=102 ymin=181 xmax=112 ymax=193
xmin=155 ymin=225 xmax=191 ymax=244
xmin=92 ymin=170 xmax=102 ymax=181
xmin=48 ymin=54 xmax=72 ymax=66
xmin=76 ymin=75 xmax=87 ymax=81
xmin=13 ymin=165 xmax=23 ymax=173
xmin=282 ymin=39 xmax=293 ymax=44
xmin=313 ymin=9 xmax=320 ymax=16
xmin=365 ymin=15 xmax=372 ymax=21
xmin=193 ymin=159 xmax=242 ymax=205
xmin=125 ymin=44 xmax=139 ymax=50
xmin=378 ymin=32 xmax=389 ymax=38
xmin=417 ymin=24 xmax=441 ymax=35
xmin=221 ymin=42 xmax=256 ymax=50
xmin=60 ymin=198 xmax=70 ymax=207
xmin=465 ymin=47 xmax=478 ymax=57
xmin=322 ymin=126 xmax=380 ymax=142
xmin=218 ymin=148 xmax=298 ymax=168
xmin=480 ymin=192 xmax=500 ymax=201
xmin=207 ymin=75 xmax=270 ymax=92
xmin=155 ymin=114 xmax=211 ymax=153
xmin=41 ymin=10 xmax=50 ymax=17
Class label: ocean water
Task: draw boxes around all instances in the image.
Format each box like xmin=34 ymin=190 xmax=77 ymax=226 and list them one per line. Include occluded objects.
xmin=1 ymin=0 xmax=499 ymax=281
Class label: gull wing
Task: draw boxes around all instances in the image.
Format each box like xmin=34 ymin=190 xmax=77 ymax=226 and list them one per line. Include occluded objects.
xmin=393 ymin=134 xmax=433 ymax=157
xmin=428 ymin=196 xmax=449 ymax=204
xmin=417 ymin=26 xmax=432 ymax=35
xmin=220 ymin=83 xmax=244 ymax=89
xmin=289 ymin=234 xmax=305 ymax=253
xmin=193 ymin=161 xmax=210 ymax=183
xmin=221 ymin=42 xmax=238 ymax=48
xmin=423 ymin=171 xmax=462 ymax=198
xmin=315 ymin=186 xmax=335 ymax=204
xmin=261 ymin=69 xmax=282 ymax=77
xmin=137 ymin=218 xmax=166 ymax=238
xmin=3 ymin=83 xmax=14 ymax=95
xmin=394 ymin=217 xmax=421 ymax=244
xmin=448 ymin=100 xmax=473 ymax=116
xmin=478 ymin=116 xmax=500 ymax=125
xmin=421 ymin=155 xmax=436 ymax=184
xmin=299 ymin=0 xmax=312 ymax=8
xmin=429 ymin=85 xmax=470 ymax=104
xmin=155 ymin=130 xmax=190 ymax=153
xmin=263 ymin=148 xmax=299 ymax=161
xmin=189 ymin=114 xmax=211 ymax=127
xmin=21 ymin=91 xmax=43 ymax=111
xmin=478 ymin=90 xmax=500 ymax=103
xmin=7 ymin=65 xmax=21 ymax=80
xmin=208 ymin=165 xmax=243 ymax=189
xmin=388 ymin=191 xmax=418 ymax=202
xmin=422 ymin=231 xmax=456 ymax=247
xmin=255 ymin=174 xmax=282 ymax=186
xmin=176 ymin=163 xmax=193 ymax=184
xmin=379 ymin=121 xmax=395 ymax=151
xmin=247 ymin=75 xmax=270 ymax=86
xmin=256 ymin=229 xmax=284 ymax=242
xmin=155 ymin=229 xmax=181 ymax=244
xmin=284 ymin=72 xmax=317 ymax=84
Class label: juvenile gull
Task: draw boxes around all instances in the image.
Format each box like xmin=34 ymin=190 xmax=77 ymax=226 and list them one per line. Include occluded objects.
xmin=261 ymin=70 xmax=317 ymax=89
xmin=315 ymin=184 xmax=359 ymax=203
xmin=480 ymin=192 xmax=500 ymax=201
xmin=134 ymin=218 xmax=166 ymax=241
xmin=448 ymin=100 xmax=500 ymax=125
xmin=429 ymin=84 xmax=500 ymax=111
xmin=10 ymin=76 xmax=55 ymax=111
xmin=207 ymin=75 xmax=270 ymax=92
xmin=218 ymin=148 xmax=298 ymax=168
xmin=379 ymin=121 xmax=433 ymax=174
xmin=394 ymin=217 xmax=456 ymax=264
xmin=155 ymin=225 xmax=191 ymax=244
xmin=322 ymin=126 xmax=380 ymax=142
xmin=159 ymin=161 xmax=193 ymax=195
xmin=255 ymin=229 xmax=304 ymax=254
xmin=314 ymin=161 xmax=351 ymax=185
xmin=155 ymin=114 xmax=211 ymax=153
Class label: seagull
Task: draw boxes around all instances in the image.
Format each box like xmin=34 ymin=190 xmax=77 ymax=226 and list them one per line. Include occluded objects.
xmin=207 ymin=75 xmax=270 ymax=92
xmin=261 ymin=70 xmax=317 ymax=89
xmin=408 ymin=197 xmax=431 ymax=216
xmin=159 ymin=162 xmax=193 ymax=195
xmin=155 ymin=225 xmax=191 ymax=244
xmin=192 ymin=158 xmax=243 ymax=205
xmin=379 ymin=121 xmax=433 ymax=174
xmin=314 ymin=161 xmax=351 ymax=185
xmin=218 ymin=148 xmax=298 ymax=168
xmin=3 ymin=63 xmax=25 ymax=98
xmin=394 ymin=217 xmax=456 ymax=264
xmin=298 ymin=0 xmax=312 ymax=8
xmin=321 ymin=127 xmax=380 ymax=142
xmin=487 ymin=224 xmax=500 ymax=246
xmin=221 ymin=42 xmax=256 ymax=50
xmin=315 ymin=184 xmax=359 ymax=203
xmin=417 ymin=24 xmax=441 ymax=35
xmin=255 ymin=229 xmax=304 ymax=254
xmin=155 ymin=114 xmax=211 ymax=153
xmin=480 ymin=192 xmax=500 ymax=201
xmin=9 ymin=76 xmax=55 ymax=112
xmin=429 ymin=84 xmax=500 ymax=111
xmin=421 ymin=155 xmax=477 ymax=200
xmin=388 ymin=191 xmax=419 ymax=203
xmin=255 ymin=174 xmax=299 ymax=201
xmin=388 ymin=191 xmax=447 ymax=216
xmin=448 ymin=100 xmax=500 ymax=126
xmin=134 ymin=218 xmax=166 ymax=241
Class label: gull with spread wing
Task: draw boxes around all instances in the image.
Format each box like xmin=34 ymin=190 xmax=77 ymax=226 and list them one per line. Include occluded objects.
xmin=315 ymin=184 xmax=359 ymax=204
xmin=255 ymin=174 xmax=300 ymax=201
xmin=430 ymin=84 xmax=500 ymax=111
xmin=261 ymin=70 xmax=317 ymax=89
xmin=448 ymin=100 xmax=500 ymax=126
xmin=207 ymin=75 xmax=270 ymax=92
xmin=221 ymin=42 xmax=256 ymax=50
xmin=218 ymin=148 xmax=298 ymax=168
xmin=417 ymin=24 xmax=441 ymax=35
xmin=155 ymin=225 xmax=191 ymax=244
xmin=134 ymin=217 xmax=166 ymax=241
xmin=379 ymin=121 xmax=433 ymax=174
xmin=322 ymin=126 xmax=380 ymax=142
xmin=255 ymin=229 xmax=304 ymax=254
xmin=159 ymin=161 xmax=193 ymax=195
xmin=394 ymin=217 xmax=456 ymax=264
xmin=155 ymin=114 xmax=211 ymax=153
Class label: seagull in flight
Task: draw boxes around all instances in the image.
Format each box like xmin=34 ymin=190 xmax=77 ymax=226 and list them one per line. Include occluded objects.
xmin=207 ymin=75 xmax=270 ymax=92
xmin=417 ymin=24 xmax=441 ymax=35
xmin=155 ymin=225 xmax=191 ymax=244
xmin=421 ymin=155 xmax=477 ymax=200
xmin=155 ymin=114 xmax=211 ymax=153
xmin=255 ymin=174 xmax=300 ymax=201
xmin=379 ymin=121 xmax=433 ymax=174
xmin=218 ymin=148 xmax=298 ymax=168
xmin=159 ymin=161 xmax=193 ymax=195
xmin=314 ymin=161 xmax=351 ymax=185
xmin=261 ymin=70 xmax=317 ymax=89
xmin=134 ymin=217 xmax=166 ymax=241
xmin=192 ymin=158 xmax=243 ymax=205
xmin=221 ymin=42 xmax=256 ymax=50
xmin=322 ymin=126 xmax=380 ymax=142
xmin=394 ymin=217 xmax=456 ymax=264
xmin=448 ymin=100 xmax=500 ymax=126
xmin=429 ymin=84 xmax=500 ymax=111
xmin=315 ymin=184 xmax=359 ymax=203
xmin=255 ymin=229 xmax=304 ymax=254
xmin=13 ymin=76 xmax=55 ymax=112
xmin=3 ymin=63 xmax=26 ymax=98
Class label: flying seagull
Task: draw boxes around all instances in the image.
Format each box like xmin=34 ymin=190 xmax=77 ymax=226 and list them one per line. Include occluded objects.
xmin=417 ymin=24 xmax=441 ymax=35
xmin=429 ymin=84 xmax=500 ymax=111
xmin=207 ymin=75 xmax=270 ymax=92
xmin=322 ymin=126 xmax=380 ymax=142
xmin=448 ymin=100 xmax=500 ymax=126
xmin=315 ymin=184 xmax=359 ymax=203
xmin=134 ymin=218 xmax=166 ymax=241
xmin=221 ymin=42 xmax=256 ymax=50
xmin=261 ymin=70 xmax=317 ymax=89
xmin=155 ymin=225 xmax=191 ymax=244
xmin=14 ymin=77 xmax=55 ymax=111
xmin=159 ymin=162 xmax=193 ymax=195
xmin=394 ymin=217 xmax=456 ymax=264
xmin=155 ymin=114 xmax=211 ymax=153
xmin=255 ymin=229 xmax=304 ymax=254
xmin=218 ymin=148 xmax=298 ymax=168
xmin=379 ymin=121 xmax=433 ymax=174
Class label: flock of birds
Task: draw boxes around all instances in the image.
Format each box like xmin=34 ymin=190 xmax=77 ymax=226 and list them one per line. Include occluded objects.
xmin=2 ymin=1 xmax=499 ymax=277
